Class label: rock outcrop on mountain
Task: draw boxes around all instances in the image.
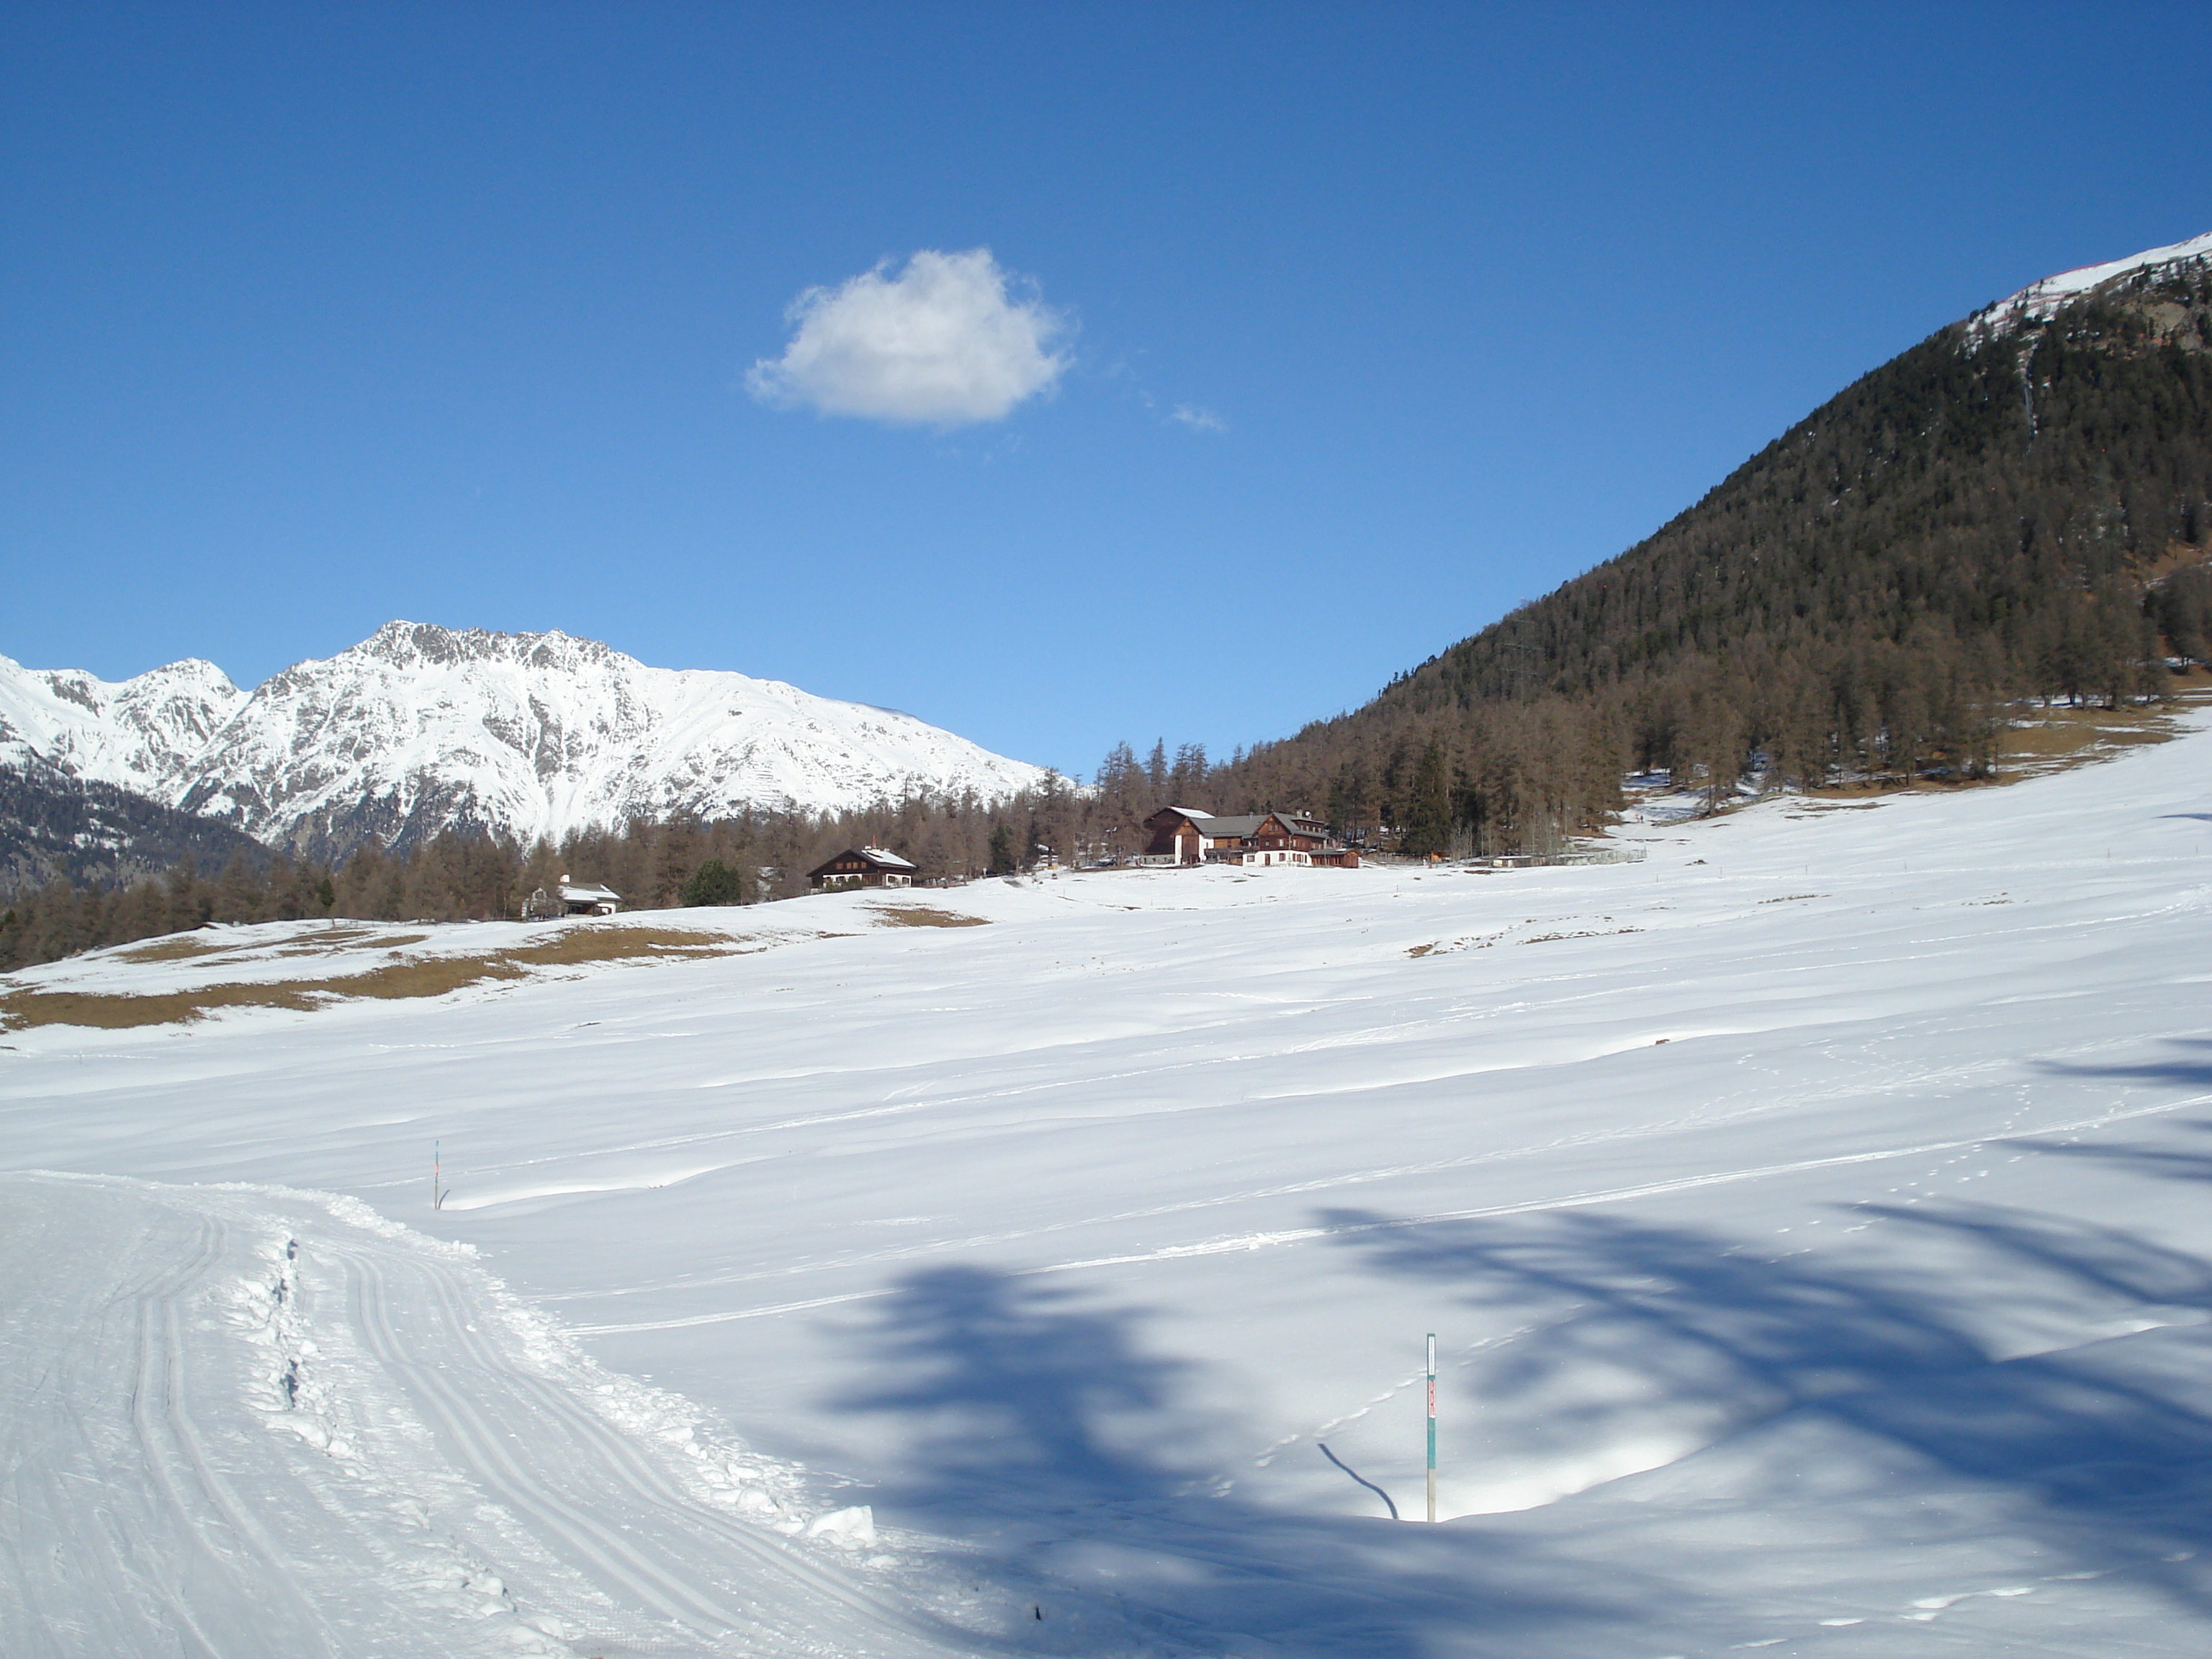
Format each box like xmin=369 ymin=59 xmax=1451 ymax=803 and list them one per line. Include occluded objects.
xmin=0 ymin=624 xmax=1051 ymax=863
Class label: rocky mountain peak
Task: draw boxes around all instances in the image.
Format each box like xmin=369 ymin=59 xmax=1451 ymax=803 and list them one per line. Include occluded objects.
xmin=1 ymin=626 xmax=1048 ymax=862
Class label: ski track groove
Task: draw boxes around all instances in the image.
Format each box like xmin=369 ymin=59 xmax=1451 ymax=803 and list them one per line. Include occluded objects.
xmin=127 ymin=1212 xmax=338 ymax=1658
xmin=333 ymin=1230 xmax=977 ymax=1658
xmin=345 ymin=1245 xmax=747 ymax=1637
xmin=5 ymin=1175 xmax=988 ymax=1658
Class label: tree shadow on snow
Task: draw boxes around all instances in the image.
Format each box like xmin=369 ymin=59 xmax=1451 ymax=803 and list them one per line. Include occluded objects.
xmin=835 ymin=1265 xmax=1683 ymax=1657
xmin=2009 ymin=1040 xmax=2212 ymax=1183
xmin=2015 ymin=1118 xmax=2212 ymax=1187
xmin=1329 ymin=1200 xmax=2212 ymax=1615
xmin=2036 ymin=1036 xmax=2212 ymax=1094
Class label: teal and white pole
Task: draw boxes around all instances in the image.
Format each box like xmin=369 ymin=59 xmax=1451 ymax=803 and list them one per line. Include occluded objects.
xmin=1426 ymin=1331 xmax=1437 ymax=1522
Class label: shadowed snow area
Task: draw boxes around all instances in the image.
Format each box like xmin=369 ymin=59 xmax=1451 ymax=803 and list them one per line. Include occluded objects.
xmin=9 ymin=712 xmax=2212 ymax=1654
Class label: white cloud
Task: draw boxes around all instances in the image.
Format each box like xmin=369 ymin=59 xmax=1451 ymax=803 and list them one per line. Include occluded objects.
xmin=1169 ymin=403 xmax=1226 ymax=433
xmin=747 ymin=248 xmax=1069 ymax=427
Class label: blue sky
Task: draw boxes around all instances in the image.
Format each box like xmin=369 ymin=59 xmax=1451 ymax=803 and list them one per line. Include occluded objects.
xmin=6 ymin=3 xmax=2211 ymax=778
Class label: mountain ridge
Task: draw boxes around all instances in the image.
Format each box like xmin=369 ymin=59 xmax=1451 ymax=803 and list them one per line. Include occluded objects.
xmin=1971 ymin=228 xmax=2212 ymax=336
xmin=0 ymin=623 xmax=1051 ymax=863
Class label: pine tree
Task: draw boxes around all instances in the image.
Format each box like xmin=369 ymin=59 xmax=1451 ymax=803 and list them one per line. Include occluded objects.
xmin=680 ymin=858 xmax=745 ymax=907
xmin=1401 ymin=739 xmax=1453 ymax=857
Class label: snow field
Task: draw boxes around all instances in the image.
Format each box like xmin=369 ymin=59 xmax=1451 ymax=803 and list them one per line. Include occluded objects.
xmin=8 ymin=709 xmax=2212 ymax=1653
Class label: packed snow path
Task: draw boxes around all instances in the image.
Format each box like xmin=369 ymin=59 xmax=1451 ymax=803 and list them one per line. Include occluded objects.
xmin=0 ymin=1174 xmax=983 ymax=1659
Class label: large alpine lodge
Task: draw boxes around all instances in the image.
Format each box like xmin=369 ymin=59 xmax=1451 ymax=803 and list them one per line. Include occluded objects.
xmin=1138 ymin=806 xmax=1359 ymax=868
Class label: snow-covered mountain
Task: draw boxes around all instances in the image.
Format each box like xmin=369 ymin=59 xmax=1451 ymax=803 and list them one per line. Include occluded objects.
xmin=0 ymin=652 xmax=247 ymax=793
xmin=1 ymin=623 xmax=1052 ymax=858
xmin=1970 ymin=227 xmax=2212 ymax=336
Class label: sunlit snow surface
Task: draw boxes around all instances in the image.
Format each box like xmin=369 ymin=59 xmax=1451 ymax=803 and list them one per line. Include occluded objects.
xmin=9 ymin=714 xmax=2212 ymax=1655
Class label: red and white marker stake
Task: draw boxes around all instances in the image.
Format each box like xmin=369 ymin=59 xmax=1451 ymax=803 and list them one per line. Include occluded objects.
xmin=1426 ymin=1331 xmax=1437 ymax=1523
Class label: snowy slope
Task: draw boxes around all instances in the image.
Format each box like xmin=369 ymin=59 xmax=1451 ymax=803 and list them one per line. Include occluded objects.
xmin=0 ymin=651 xmax=245 ymax=791
xmin=9 ymin=712 xmax=2212 ymax=1655
xmin=1971 ymin=228 xmax=2212 ymax=335
xmin=0 ymin=623 xmax=1053 ymax=857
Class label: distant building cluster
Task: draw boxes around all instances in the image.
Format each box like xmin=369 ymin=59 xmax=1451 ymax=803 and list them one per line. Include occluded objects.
xmin=1138 ymin=807 xmax=1360 ymax=868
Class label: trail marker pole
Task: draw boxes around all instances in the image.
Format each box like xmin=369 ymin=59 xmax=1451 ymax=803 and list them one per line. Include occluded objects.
xmin=1426 ymin=1332 xmax=1437 ymax=1523
xmin=433 ymin=1141 xmax=442 ymax=1210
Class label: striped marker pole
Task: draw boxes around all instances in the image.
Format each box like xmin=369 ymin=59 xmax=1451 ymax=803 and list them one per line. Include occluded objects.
xmin=433 ymin=1141 xmax=441 ymax=1210
xmin=1426 ymin=1332 xmax=1437 ymax=1523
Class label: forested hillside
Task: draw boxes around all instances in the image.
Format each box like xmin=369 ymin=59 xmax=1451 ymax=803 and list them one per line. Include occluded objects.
xmin=0 ymin=765 xmax=269 ymax=896
xmin=1208 ymin=255 xmax=2212 ymax=850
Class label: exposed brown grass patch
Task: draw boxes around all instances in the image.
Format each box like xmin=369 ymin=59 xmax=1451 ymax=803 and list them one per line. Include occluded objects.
xmin=0 ymin=961 xmax=523 ymax=1030
xmin=866 ymin=906 xmax=991 ymax=929
xmin=496 ymin=924 xmax=730 ymax=963
xmin=318 ymin=956 xmax=530 ymax=1001
xmin=1996 ymin=696 xmax=2204 ymax=779
xmin=112 ymin=935 xmax=230 ymax=963
xmin=1 ymin=922 xmax=745 ymax=1032
xmin=276 ymin=928 xmax=419 ymax=956
xmin=1 ymin=981 xmax=331 ymax=1029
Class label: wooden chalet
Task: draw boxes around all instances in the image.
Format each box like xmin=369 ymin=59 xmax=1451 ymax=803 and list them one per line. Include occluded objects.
xmin=808 ymin=845 xmax=918 ymax=891
xmin=557 ymin=880 xmax=621 ymax=916
xmin=1138 ymin=806 xmax=1359 ymax=868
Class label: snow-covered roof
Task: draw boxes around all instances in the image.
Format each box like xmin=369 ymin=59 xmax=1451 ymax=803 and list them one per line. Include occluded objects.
xmin=557 ymin=882 xmax=620 ymax=902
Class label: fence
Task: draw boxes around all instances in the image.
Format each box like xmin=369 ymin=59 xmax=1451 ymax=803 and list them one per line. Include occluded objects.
xmin=1467 ymin=845 xmax=1647 ymax=869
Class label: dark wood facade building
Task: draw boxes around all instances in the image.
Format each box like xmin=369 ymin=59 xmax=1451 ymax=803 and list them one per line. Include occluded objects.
xmin=808 ymin=845 xmax=919 ymax=891
xmin=1138 ymin=807 xmax=1359 ymax=868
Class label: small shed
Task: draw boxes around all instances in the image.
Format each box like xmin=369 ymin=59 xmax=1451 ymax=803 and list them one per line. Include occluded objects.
xmin=808 ymin=845 xmax=918 ymax=891
xmin=558 ymin=881 xmax=621 ymax=916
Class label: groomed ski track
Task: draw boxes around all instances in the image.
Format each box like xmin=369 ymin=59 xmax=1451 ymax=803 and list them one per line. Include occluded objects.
xmin=0 ymin=1172 xmax=984 ymax=1659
